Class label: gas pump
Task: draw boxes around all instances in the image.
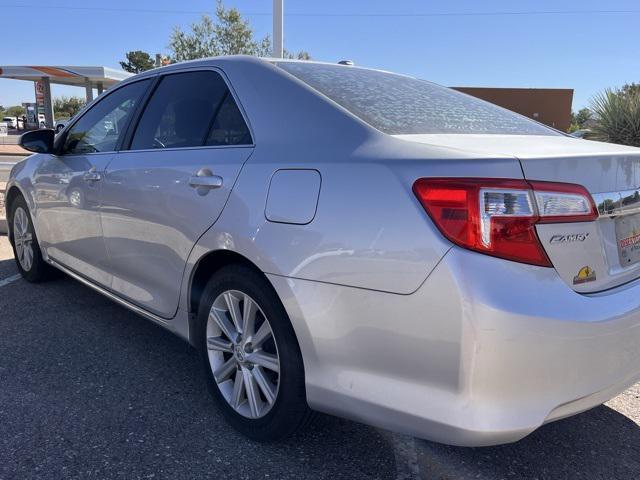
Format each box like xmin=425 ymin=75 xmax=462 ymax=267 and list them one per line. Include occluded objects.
xmin=22 ymin=103 xmax=39 ymax=130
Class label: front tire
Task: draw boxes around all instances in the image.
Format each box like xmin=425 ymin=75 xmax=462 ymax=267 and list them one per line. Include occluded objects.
xmin=9 ymin=196 xmax=52 ymax=282
xmin=197 ymin=265 xmax=312 ymax=441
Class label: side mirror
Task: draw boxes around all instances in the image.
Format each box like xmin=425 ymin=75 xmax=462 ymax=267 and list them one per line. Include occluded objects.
xmin=19 ymin=129 xmax=56 ymax=154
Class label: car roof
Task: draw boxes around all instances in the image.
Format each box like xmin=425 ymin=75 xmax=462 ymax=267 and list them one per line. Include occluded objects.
xmin=128 ymin=55 xmax=412 ymax=82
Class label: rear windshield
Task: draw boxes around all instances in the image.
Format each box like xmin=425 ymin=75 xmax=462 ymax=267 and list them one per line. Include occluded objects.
xmin=276 ymin=62 xmax=560 ymax=136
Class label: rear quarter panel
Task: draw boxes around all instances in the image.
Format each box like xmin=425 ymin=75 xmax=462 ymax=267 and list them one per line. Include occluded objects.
xmin=185 ymin=134 xmax=523 ymax=296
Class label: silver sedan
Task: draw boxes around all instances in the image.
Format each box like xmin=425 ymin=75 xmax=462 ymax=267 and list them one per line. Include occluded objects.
xmin=5 ymin=56 xmax=640 ymax=446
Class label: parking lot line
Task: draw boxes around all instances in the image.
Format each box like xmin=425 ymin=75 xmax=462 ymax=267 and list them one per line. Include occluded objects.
xmin=0 ymin=273 xmax=21 ymax=288
xmin=391 ymin=433 xmax=420 ymax=480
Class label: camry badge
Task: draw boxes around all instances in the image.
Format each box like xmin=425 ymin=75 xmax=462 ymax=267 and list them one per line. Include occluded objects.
xmin=550 ymin=233 xmax=589 ymax=244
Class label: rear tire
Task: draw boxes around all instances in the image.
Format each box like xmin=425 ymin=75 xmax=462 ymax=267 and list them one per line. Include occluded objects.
xmin=9 ymin=195 xmax=53 ymax=282
xmin=197 ymin=264 xmax=312 ymax=441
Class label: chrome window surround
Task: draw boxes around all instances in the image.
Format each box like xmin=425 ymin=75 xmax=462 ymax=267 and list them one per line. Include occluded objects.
xmin=593 ymin=189 xmax=640 ymax=218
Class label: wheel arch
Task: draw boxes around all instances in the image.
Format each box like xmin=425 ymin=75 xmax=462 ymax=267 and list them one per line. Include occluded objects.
xmin=185 ymin=247 xmax=317 ymax=392
xmin=188 ymin=249 xmax=268 ymax=316
xmin=187 ymin=249 xmax=293 ymax=348
xmin=4 ymin=185 xmax=24 ymax=239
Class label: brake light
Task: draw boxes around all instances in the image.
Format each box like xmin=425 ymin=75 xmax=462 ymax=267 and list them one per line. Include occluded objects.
xmin=413 ymin=178 xmax=597 ymax=267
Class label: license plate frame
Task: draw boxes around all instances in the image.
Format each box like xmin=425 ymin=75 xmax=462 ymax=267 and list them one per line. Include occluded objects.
xmin=615 ymin=213 xmax=640 ymax=266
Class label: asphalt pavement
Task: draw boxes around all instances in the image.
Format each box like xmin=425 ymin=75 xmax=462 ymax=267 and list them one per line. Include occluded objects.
xmin=0 ymin=155 xmax=27 ymax=163
xmin=0 ymin=235 xmax=639 ymax=480
xmin=0 ymin=154 xmax=25 ymax=184
xmin=0 ymin=132 xmax=20 ymax=145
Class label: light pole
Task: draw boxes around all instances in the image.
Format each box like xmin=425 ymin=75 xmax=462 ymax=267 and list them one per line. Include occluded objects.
xmin=273 ymin=0 xmax=283 ymax=58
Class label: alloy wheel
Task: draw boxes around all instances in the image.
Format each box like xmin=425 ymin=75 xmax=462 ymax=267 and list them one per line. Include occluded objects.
xmin=13 ymin=207 xmax=34 ymax=272
xmin=69 ymin=190 xmax=82 ymax=208
xmin=206 ymin=290 xmax=281 ymax=419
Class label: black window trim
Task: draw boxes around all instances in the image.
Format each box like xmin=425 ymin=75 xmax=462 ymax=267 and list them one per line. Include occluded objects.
xmin=120 ymin=66 xmax=255 ymax=153
xmin=53 ymin=76 xmax=155 ymax=157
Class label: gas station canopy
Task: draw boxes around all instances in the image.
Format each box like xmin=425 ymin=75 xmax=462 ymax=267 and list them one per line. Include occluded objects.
xmin=0 ymin=65 xmax=132 ymax=128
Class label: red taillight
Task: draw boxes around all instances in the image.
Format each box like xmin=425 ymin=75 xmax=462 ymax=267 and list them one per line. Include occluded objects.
xmin=413 ymin=178 xmax=598 ymax=267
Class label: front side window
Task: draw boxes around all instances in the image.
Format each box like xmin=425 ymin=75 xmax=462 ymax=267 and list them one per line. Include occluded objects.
xmin=276 ymin=62 xmax=561 ymax=136
xmin=130 ymin=71 xmax=252 ymax=150
xmin=63 ymin=79 xmax=150 ymax=154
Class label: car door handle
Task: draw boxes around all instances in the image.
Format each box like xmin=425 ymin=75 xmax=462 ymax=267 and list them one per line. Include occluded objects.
xmin=83 ymin=168 xmax=102 ymax=182
xmin=189 ymin=168 xmax=223 ymax=195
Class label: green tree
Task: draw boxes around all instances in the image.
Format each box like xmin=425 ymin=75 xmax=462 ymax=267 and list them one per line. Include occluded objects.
xmin=590 ymin=89 xmax=640 ymax=147
xmin=568 ymin=107 xmax=592 ymax=132
xmin=286 ymin=50 xmax=311 ymax=60
xmin=574 ymin=108 xmax=592 ymax=127
xmin=169 ymin=1 xmax=309 ymax=61
xmin=53 ymin=96 xmax=86 ymax=119
xmin=120 ymin=50 xmax=155 ymax=73
xmin=621 ymin=82 xmax=640 ymax=98
xmin=5 ymin=105 xmax=25 ymax=117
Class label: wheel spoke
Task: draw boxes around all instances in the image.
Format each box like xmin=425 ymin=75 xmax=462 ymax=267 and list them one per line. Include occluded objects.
xmin=224 ymin=292 xmax=243 ymax=333
xmin=209 ymin=308 xmax=238 ymax=343
xmin=25 ymin=247 xmax=33 ymax=270
xmin=242 ymin=367 xmax=261 ymax=418
xmin=246 ymin=351 xmax=279 ymax=373
xmin=14 ymin=210 xmax=23 ymax=235
xmin=15 ymin=239 xmax=23 ymax=258
xmin=213 ymin=357 xmax=237 ymax=382
xmin=252 ymin=366 xmax=277 ymax=405
xmin=242 ymin=294 xmax=257 ymax=337
xmin=252 ymin=321 xmax=272 ymax=348
xmin=231 ymin=369 xmax=245 ymax=409
xmin=207 ymin=336 xmax=233 ymax=353
xmin=17 ymin=209 xmax=27 ymax=235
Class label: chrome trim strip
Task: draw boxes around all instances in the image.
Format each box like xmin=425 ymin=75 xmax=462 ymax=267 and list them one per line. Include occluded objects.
xmin=47 ymin=258 xmax=171 ymax=327
xmin=593 ymin=189 xmax=640 ymax=218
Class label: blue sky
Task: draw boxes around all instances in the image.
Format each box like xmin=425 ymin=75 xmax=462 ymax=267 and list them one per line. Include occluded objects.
xmin=1 ymin=0 xmax=639 ymax=111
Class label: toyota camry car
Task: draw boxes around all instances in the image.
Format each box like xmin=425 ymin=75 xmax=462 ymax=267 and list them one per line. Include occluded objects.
xmin=6 ymin=56 xmax=640 ymax=446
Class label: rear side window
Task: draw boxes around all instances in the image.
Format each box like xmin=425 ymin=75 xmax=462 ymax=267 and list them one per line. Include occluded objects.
xmin=130 ymin=71 xmax=252 ymax=150
xmin=206 ymin=93 xmax=252 ymax=146
xmin=63 ymin=79 xmax=150 ymax=154
xmin=276 ymin=62 xmax=560 ymax=136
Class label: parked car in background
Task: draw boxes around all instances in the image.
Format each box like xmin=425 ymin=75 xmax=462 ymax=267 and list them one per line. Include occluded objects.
xmin=2 ymin=116 xmax=18 ymax=129
xmin=55 ymin=119 xmax=69 ymax=134
xmin=570 ymin=128 xmax=594 ymax=139
xmin=6 ymin=56 xmax=640 ymax=447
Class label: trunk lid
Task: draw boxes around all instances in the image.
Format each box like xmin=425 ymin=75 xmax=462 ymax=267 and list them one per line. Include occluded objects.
xmin=396 ymin=134 xmax=640 ymax=293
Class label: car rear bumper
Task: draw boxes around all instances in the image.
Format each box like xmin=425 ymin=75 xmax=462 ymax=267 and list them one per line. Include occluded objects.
xmin=268 ymin=246 xmax=640 ymax=446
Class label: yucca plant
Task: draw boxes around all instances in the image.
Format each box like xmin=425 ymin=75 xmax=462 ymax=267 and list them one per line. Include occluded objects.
xmin=590 ymin=89 xmax=640 ymax=147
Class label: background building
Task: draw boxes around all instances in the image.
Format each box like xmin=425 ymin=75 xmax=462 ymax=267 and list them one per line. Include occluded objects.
xmin=452 ymin=87 xmax=574 ymax=132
